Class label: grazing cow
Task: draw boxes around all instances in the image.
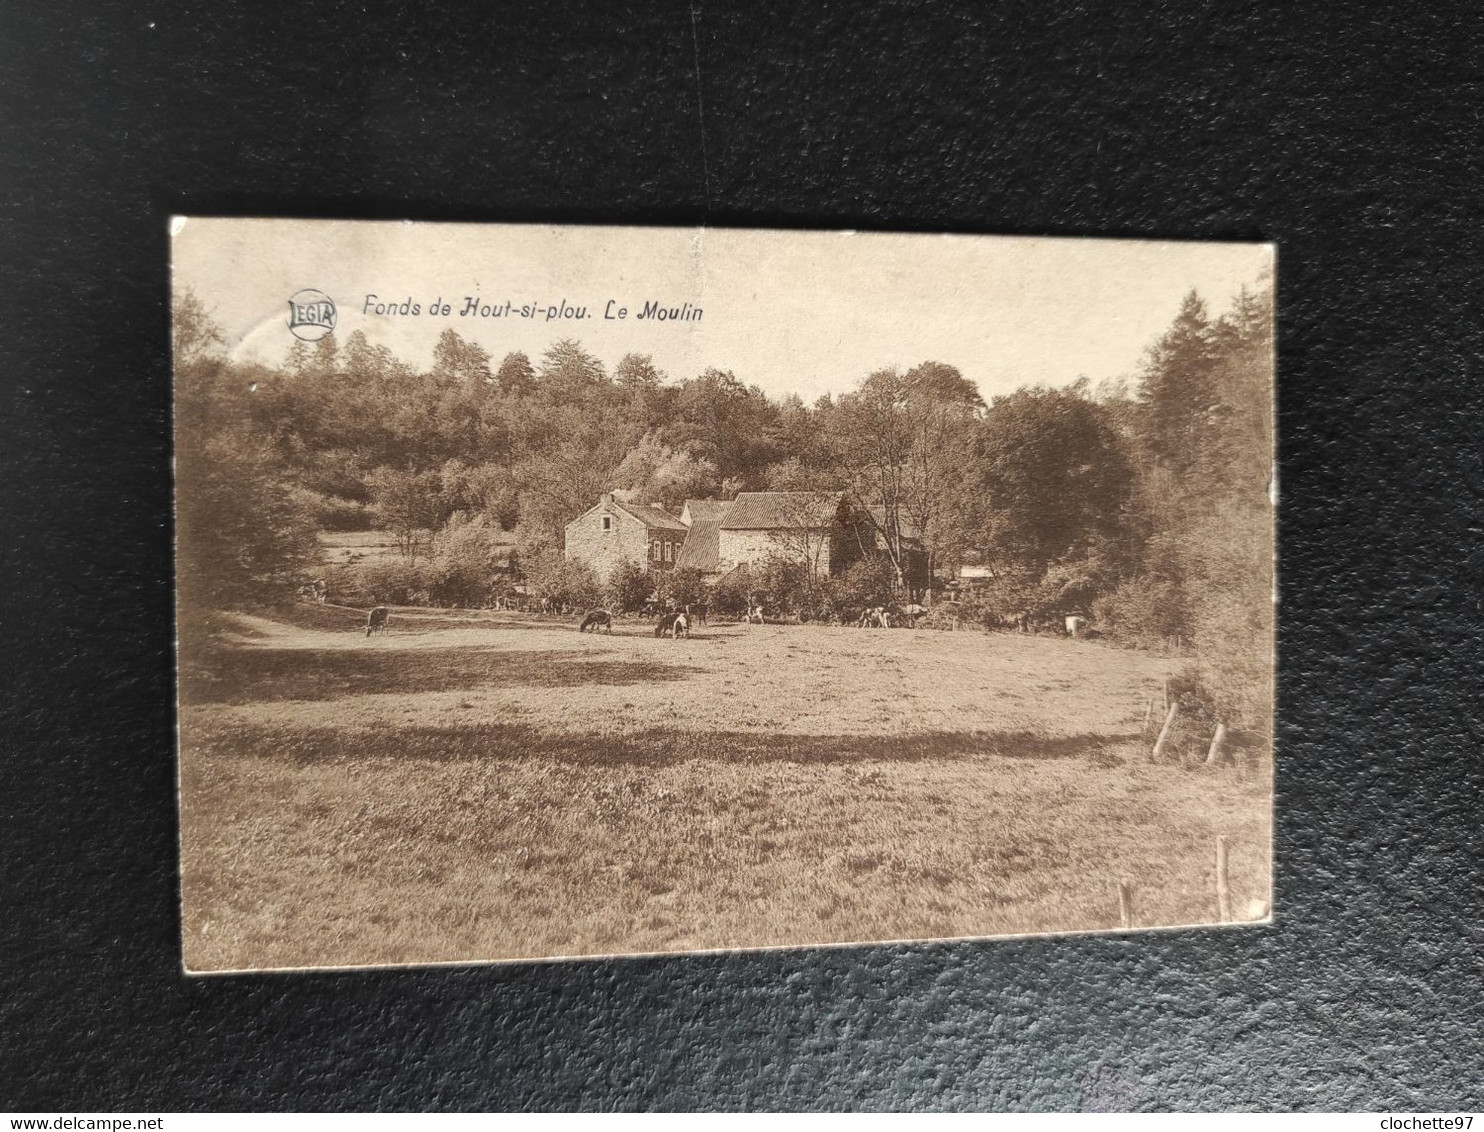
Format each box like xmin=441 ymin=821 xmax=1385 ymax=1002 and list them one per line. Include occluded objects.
xmin=654 ymin=612 xmax=689 ymax=639
xmin=685 ymin=603 xmax=708 ymax=626
xmin=365 ymin=606 xmax=390 ymax=636
xmin=857 ymin=606 xmax=890 ymax=629
xmin=902 ymin=602 xmax=927 ymax=626
xmin=578 ymin=609 xmax=613 ymax=633
xmin=1065 ymin=614 xmax=1088 ymax=638
xmin=743 ymin=600 xmax=766 ymax=625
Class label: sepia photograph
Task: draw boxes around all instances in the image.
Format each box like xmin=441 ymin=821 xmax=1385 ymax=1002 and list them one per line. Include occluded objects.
xmin=173 ymin=219 xmax=1274 ymax=973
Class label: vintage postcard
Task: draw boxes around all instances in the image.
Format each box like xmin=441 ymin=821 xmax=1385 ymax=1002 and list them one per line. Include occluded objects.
xmin=172 ymin=219 xmax=1274 ymax=973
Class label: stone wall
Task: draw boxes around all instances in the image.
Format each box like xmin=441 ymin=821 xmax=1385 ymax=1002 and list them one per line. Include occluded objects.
xmin=565 ymin=507 xmax=649 ymax=583
xmin=718 ymin=529 xmax=832 ymax=575
xmin=565 ymin=503 xmax=686 ymax=583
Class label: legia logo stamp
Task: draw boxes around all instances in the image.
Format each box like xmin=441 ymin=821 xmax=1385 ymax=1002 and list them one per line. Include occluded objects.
xmin=286 ymin=288 xmax=336 ymax=341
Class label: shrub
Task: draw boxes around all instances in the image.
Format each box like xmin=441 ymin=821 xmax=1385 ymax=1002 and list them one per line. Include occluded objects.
xmin=520 ymin=547 xmax=601 ymax=611
xmin=342 ymin=559 xmax=430 ymax=605
xmin=950 ymin=572 xmax=1046 ymax=628
xmin=289 ymin=486 xmax=375 ymax=532
xmin=751 ymin=556 xmax=814 ymax=616
xmin=917 ymin=605 xmax=966 ymax=631
xmin=822 ymin=556 xmax=900 ymax=622
xmin=709 ymin=569 xmax=751 ymax=616
xmin=1176 ymin=504 xmax=1274 ymax=731
xmin=316 ymin=496 xmax=375 ymax=531
xmin=558 ymin=560 xmax=603 ymax=612
xmin=606 ymin=560 xmax=655 ymax=612
xmin=1091 ymin=576 xmax=1187 ymax=647
xmin=654 ymin=566 xmax=706 ymax=611
xmin=425 ymin=517 xmax=510 ymax=606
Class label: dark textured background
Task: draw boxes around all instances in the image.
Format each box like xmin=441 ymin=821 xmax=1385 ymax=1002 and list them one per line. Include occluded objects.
xmin=2 ymin=0 xmax=1481 ymax=1112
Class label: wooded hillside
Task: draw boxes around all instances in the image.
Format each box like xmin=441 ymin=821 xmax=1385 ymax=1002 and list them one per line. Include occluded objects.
xmin=174 ymin=280 xmax=1273 ymax=727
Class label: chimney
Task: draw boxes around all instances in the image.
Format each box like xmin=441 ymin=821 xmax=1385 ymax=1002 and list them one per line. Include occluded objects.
xmin=601 ymin=492 xmax=614 ymax=505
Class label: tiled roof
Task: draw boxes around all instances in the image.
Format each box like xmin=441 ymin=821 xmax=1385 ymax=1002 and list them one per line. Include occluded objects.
xmin=682 ymin=499 xmax=731 ymax=524
xmin=611 ymin=500 xmax=688 ymax=530
xmin=674 ymin=519 xmax=724 ymax=571
xmin=719 ymin=491 xmax=844 ymax=530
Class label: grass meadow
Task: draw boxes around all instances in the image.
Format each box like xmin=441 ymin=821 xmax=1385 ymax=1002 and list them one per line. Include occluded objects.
xmin=177 ymin=605 xmax=1272 ymax=971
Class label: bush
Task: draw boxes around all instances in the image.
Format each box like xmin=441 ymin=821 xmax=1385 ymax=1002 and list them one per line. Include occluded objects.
xmin=342 ymin=559 xmax=430 ymax=605
xmin=706 ymin=560 xmax=811 ymax=619
xmin=1092 ymin=576 xmax=1187 ymax=647
xmin=521 ymin=547 xmax=602 ymax=611
xmin=654 ymin=566 xmax=706 ymax=611
xmin=916 ymin=605 xmax=962 ymax=631
xmin=289 ymin=486 xmax=375 ymax=532
xmin=606 ymin=560 xmax=654 ymax=612
xmin=425 ymin=517 xmax=510 ymax=606
xmin=709 ymin=569 xmax=752 ymax=617
xmin=821 ymin=556 xmax=900 ymax=622
xmin=751 ymin=556 xmax=815 ymax=617
xmin=950 ymin=572 xmax=1047 ymax=628
xmin=1176 ymin=504 xmax=1274 ymax=731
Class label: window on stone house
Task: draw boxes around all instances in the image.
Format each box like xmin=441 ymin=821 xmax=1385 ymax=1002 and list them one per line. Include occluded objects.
xmin=601 ymin=515 xmax=612 ymax=532
xmin=663 ymin=541 xmax=672 ymax=563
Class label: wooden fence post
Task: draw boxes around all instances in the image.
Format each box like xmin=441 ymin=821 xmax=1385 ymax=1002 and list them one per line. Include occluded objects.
xmin=1204 ymin=722 xmax=1229 ymax=767
xmin=1216 ymin=836 xmax=1231 ymax=922
xmin=1150 ymin=701 xmax=1179 ymax=762
xmin=1118 ymin=880 xmax=1134 ymax=929
xmin=1163 ymin=677 xmax=1171 ymax=713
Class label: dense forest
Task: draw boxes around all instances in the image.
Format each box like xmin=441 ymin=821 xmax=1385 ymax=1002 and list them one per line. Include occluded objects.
xmin=174 ymin=281 xmax=1273 ymax=729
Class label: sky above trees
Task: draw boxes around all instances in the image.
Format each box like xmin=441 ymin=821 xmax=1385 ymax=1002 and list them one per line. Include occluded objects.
xmin=173 ymin=219 xmax=1272 ymax=404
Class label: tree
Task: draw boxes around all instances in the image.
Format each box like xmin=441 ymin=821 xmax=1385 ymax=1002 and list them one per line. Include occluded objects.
xmin=173 ymin=292 xmax=319 ymax=609
xmin=428 ymin=513 xmax=509 ymax=606
xmin=668 ymin=368 xmax=782 ymax=487
xmin=431 ymin=328 xmax=493 ymax=391
xmin=1137 ymin=289 xmax=1216 ymax=475
xmin=366 ymin=465 xmax=447 ymax=560
xmin=518 ymin=546 xmax=601 ymax=611
xmin=765 ymin=490 xmax=841 ymax=590
xmin=309 ymin=333 xmax=339 ymax=378
xmin=827 ymin=366 xmax=982 ymax=588
xmin=173 ymin=288 xmax=226 ymax=366
xmin=903 ymin=360 xmax=984 ymax=410
xmin=441 ymin=459 xmax=519 ymax=528
xmin=511 ymin=402 xmax=634 ymax=547
xmin=977 ymin=385 xmax=1133 ymax=576
xmin=176 ymin=428 xmax=320 ymax=609
xmin=897 ymin=363 xmax=985 ymax=579
xmin=537 ymin=339 xmax=605 ymax=405
xmin=614 ymin=352 xmax=665 ymax=389
xmin=1126 ymin=283 xmax=1275 ymax=728
xmin=613 ymin=433 xmax=720 ymax=511
xmin=654 ymin=566 xmax=705 ymax=611
xmin=495 ymin=351 xmax=536 ymax=397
